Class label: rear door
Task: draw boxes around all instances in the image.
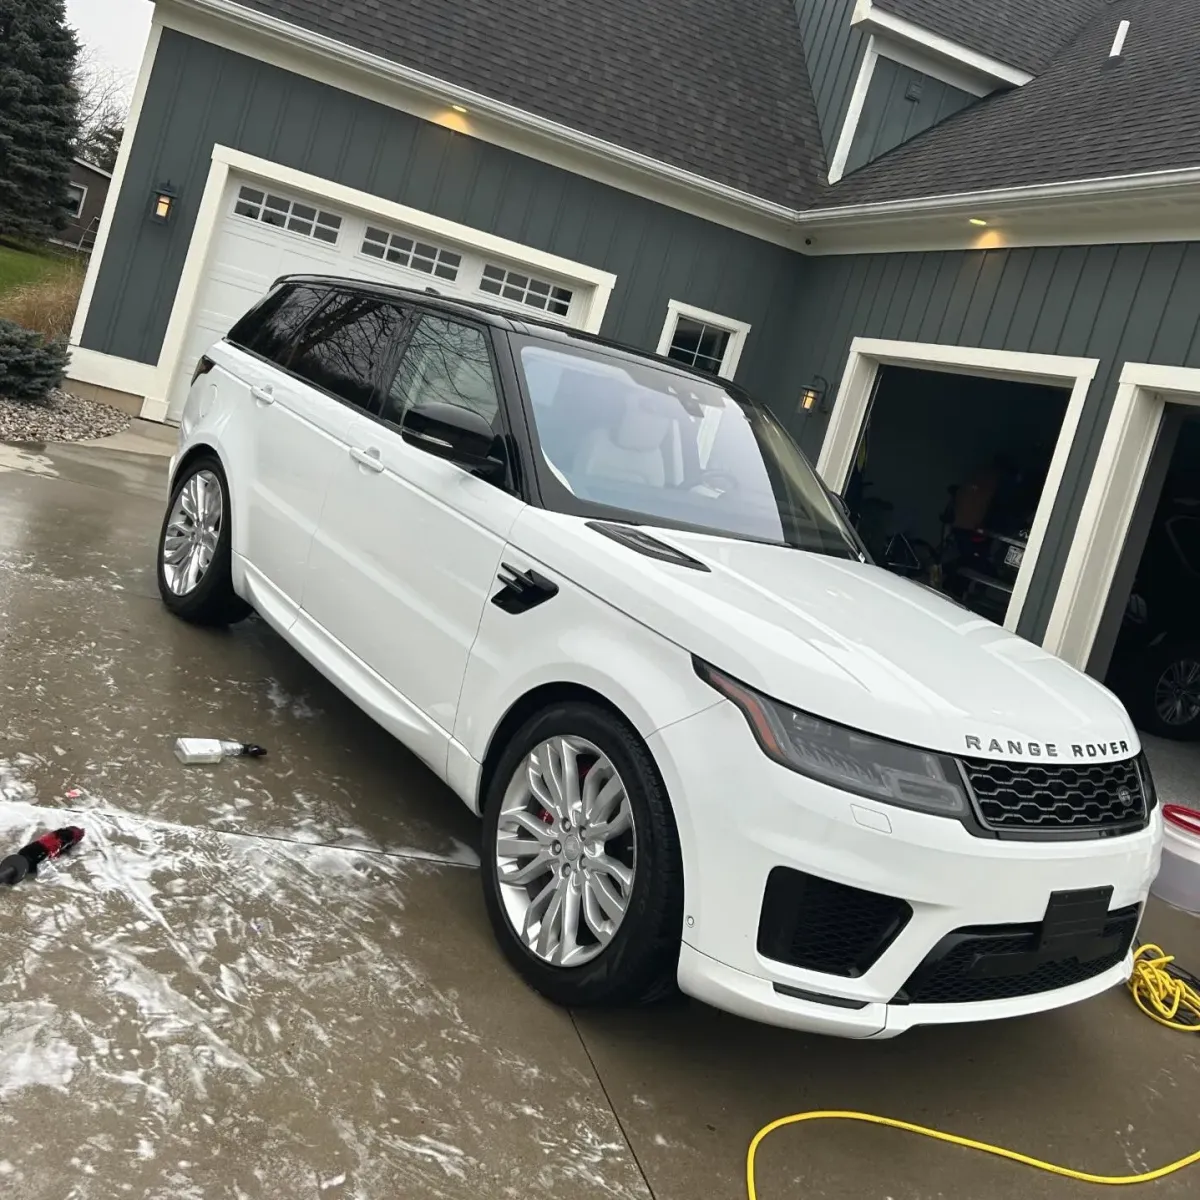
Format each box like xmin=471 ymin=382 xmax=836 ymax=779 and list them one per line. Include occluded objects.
xmin=229 ymin=285 xmax=409 ymax=625
xmin=303 ymin=312 xmax=526 ymax=752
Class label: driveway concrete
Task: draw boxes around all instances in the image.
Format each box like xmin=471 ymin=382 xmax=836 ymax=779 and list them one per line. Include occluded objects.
xmin=0 ymin=437 xmax=1197 ymax=1200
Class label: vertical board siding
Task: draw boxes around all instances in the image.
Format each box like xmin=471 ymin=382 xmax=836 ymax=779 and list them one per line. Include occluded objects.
xmin=794 ymin=0 xmax=867 ymax=156
xmin=81 ymin=30 xmax=806 ymax=409
xmin=785 ymin=242 xmax=1200 ymax=642
xmin=844 ymin=58 xmax=974 ymax=175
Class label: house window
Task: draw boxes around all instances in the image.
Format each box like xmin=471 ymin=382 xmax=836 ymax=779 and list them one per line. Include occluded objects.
xmin=479 ymin=264 xmax=573 ymax=317
xmin=66 ymin=183 xmax=87 ymax=219
xmin=361 ymin=226 xmax=462 ymax=281
xmin=233 ymin=186 xmax=342 ymax=244
xmin=656 ymin=300 xmax=751 ymax=380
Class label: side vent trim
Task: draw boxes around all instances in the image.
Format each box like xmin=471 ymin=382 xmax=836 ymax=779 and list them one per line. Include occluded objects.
xmin=492 ymin=563 xmax=560 ymax=614
xmin=587 ymin=522 xmax=711 ymax=572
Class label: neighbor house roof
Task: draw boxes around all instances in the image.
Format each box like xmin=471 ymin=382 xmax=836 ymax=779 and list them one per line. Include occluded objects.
xmin=229 ymin=0 xmax=827 ymax=207
xmin=74 ymin=157 xmax=112 ymax=179
xmin=872 ymin=0 xmax=1107 ymax=73
xmin=821 ymin=0 xmax=1200 ymax=208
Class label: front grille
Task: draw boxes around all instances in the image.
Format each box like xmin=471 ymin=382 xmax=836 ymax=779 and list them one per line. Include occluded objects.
xmin=757 ymin=868 xmax=912 ymax=977
xmin=896 ymin=904 xmax=1140 ymax=1004
xmin=962 ymin=757 xmax=1146 ymax=835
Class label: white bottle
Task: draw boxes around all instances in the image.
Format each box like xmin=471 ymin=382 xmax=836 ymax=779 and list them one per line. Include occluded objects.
xmin=174 ymin=738 xmax=267 ymax=764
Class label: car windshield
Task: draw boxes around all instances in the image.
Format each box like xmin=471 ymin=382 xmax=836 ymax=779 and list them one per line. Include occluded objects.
xmin=514 ymin=337 xmax=861 ymax=558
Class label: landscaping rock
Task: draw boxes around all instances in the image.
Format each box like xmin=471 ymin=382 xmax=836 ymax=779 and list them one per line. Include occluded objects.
xmin=0 ymin=387 xmax=130 ymax=444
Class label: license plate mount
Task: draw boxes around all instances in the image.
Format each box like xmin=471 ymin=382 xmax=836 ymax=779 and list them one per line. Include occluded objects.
xmin=1038 ymin=886 xmax=1113 ymax=952
xmin=1004 ymin=543 xmax=1025 ymax=568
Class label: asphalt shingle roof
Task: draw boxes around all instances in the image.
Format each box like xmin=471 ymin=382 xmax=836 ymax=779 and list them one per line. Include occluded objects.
xmin=872 ymin=0 xmax=1107 ymax=73
xmin=823 ymin=0 xmax=1200 ymax=207
xmin=231 ymin=0 xmax=826 ymax=207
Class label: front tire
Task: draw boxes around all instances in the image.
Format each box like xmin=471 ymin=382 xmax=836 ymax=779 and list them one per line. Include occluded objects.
xmin=481 ymin=702 xmax=683 ymax=1008
xmin=1122 ymin=641 xmax=1200 ymax=741
xmin=157 ymin=454 xmax=250 ymax=627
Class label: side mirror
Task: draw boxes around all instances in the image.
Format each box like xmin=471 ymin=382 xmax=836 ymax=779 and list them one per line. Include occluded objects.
xmin=402 ymin=401 xmax=505 ymax=477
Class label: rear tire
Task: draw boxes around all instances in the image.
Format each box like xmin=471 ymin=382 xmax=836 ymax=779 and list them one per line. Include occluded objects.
xmin=1121 ymin=640 xmax=1200 ymax=741
xmin=157 ymin=454 xmax=250 ymax=627
xmin=481 ymin=701 xmax=683 ymax=1008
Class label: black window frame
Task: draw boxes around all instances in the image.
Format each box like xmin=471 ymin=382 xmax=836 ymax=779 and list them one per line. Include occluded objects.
xmin=376 ymin=307 xmax=525 ymax=499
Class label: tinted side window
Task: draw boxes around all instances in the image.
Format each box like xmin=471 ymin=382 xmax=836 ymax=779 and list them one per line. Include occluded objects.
xmin=228 ymin=284 xmax=325 ymax=365
xmin=381 ymin=315 xmax=500 ymax=427
xmin=288 ymin=293 xmax=409 ymax=410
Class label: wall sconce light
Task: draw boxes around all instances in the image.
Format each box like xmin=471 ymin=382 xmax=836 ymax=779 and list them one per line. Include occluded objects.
xmin=150 ymin=181 xmax=178 ymax=223
xmin=799 ymin=375 xmax=829 ymax=414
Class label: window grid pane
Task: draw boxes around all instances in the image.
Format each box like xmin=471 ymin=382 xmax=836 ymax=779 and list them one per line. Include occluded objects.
xmin=667 ymin=316 xmax=733 ymax=376
xmin=234 ymin=186 xmax=342 ymax=246
xmin=359 ymin=226 xmax=462 ymax=281
xmin=478 ymin=264 xmax=575 ymax=316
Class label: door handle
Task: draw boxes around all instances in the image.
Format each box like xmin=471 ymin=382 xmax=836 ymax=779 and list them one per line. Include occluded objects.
xmin=350 ymin=445 xmax=384 ymax=473
xmin=250 ymin=384 xmax=274 ymax=405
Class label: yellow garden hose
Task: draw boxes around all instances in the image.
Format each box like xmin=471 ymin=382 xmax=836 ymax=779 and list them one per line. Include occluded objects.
xmin=746 ymin=944 xmax=1200 ymax=1199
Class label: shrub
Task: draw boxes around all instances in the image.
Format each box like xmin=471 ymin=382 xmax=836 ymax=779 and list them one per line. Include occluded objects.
xmin=0 ymin=318 xmax=69 ymax=402
xmin=0 ymin=254 xmax=85 ymax=339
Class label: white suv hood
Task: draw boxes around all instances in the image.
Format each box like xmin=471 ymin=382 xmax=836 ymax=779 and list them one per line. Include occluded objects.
xmin=514 ymin=512 xmax=1138 ymax=761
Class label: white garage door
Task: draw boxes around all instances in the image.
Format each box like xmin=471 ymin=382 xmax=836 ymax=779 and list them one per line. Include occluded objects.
xmin=165 ymin=175 xmax=597 ymax=421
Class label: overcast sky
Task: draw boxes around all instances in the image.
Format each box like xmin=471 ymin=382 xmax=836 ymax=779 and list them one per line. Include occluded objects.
xmin=66 ymin=0 xmax=154 ymax=82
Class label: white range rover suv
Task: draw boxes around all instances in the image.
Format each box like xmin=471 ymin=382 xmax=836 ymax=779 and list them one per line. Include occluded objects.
xmin=159 ymin=275 xmax=1163 ymax=1038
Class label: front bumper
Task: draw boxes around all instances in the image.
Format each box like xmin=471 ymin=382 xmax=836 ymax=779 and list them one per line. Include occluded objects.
xmin=649 ymin=701 xmax=1163 ymax=1038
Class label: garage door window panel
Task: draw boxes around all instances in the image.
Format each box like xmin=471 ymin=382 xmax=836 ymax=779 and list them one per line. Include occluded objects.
xmin=233 ymin=185 xmax=343 ymax=245
xmin=479 ymin=264 xmax=574 ymax=317
xmin=228 ymin=284 xmax=328 ymax=368
xmin=361 ymin=226 xmax=462 ymax=281
xmin=288 ymin=294 xmax=409 ymax=411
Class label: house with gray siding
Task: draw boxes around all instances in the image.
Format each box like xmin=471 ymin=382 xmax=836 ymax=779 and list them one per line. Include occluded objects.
xmin=69 ymin=0 xmax=1200 ymax=711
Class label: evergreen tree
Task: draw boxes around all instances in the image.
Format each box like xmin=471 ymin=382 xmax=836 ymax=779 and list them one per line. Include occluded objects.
xmin=0 ymin=0 xmax=80 ymax=242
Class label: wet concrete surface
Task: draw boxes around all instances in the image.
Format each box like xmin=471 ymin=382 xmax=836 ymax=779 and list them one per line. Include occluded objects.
xmin=1 ymin=438 xmax=1198 ymax=1200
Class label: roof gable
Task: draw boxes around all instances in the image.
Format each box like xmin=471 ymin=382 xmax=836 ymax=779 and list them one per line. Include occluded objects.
xmin=824 ymin=0 xmax=1200 ymax=208
xmin=228 ymin=0 xmax=826 ymax=207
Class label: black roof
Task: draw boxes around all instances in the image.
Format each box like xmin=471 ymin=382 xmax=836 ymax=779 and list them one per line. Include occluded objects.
xmin=872 ymin=0 xmax=1107 ymax=74
xmin=823 ymin=0 xmax=1200 ymax=207
xmin=274 ymin=274 xmax=740 ymax=386
xmin=232 ymin=0 xmax=826 ymax=207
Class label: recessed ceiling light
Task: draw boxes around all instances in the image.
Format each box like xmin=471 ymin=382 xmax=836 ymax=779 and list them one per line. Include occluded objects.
xmin=969 ymin=217 xmax=988 ymax=226
xmin=451 ymin=104 xmax=469 ymax=114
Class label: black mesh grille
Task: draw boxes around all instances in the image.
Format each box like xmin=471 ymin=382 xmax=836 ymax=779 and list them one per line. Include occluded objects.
xmin=896 ymin=904 xmax=1140 ymax=1004
xmin=757 ymin=868 xmax=912 ymax=977
xmin=962 ymin=757 xmax=1146 ymax=834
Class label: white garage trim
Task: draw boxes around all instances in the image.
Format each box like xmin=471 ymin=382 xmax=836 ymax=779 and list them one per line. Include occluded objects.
xmin=815 ymin=337 xmax=1098 ymax=637
xmin=139 ymin=145 xmax=618 ymax=423
xmin=1043 ymin=362 xmax=1200 ymax=669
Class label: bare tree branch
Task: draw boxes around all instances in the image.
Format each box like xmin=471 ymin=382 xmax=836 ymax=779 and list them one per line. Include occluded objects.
xmin=73 ymin=47 xmax=130 ymax=170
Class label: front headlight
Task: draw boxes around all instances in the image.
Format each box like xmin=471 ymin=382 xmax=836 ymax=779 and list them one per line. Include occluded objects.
xmin=695 ymin=659 xmax=969 ymax=818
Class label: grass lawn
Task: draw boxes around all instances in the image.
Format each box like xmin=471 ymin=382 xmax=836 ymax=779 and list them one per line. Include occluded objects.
xmin=0 ymin=243 xmax=76 ymax=298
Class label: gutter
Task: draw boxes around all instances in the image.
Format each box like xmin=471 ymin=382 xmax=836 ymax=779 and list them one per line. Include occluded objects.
xmin=169 ymin=0 xmax=799 ymax=227
xmin=799 ymin=165 xmax=1200 ymax=225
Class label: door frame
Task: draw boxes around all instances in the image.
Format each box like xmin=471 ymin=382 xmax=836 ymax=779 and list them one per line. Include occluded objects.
xmin=1043 ymin=362 xmax=1200 ymax=668
xmin=815 ymin=337 xmax=1098 ymax=635
xmin=143 ymin=145 xmax=619 ymax=423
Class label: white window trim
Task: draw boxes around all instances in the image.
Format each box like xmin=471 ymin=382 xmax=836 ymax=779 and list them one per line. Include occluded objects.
xmin=851 ymin=0 xmax=1033 ymax=89
xmin=231 ymin=185 xmax=344 ymax=246
xmin=133 ymin=145 xmax=617 ymax=423
xmin=815 ymin=337 xmax=1098 ymax=638
xmin=1043 ymin=363 xmax=1200 ymax=669
xmin=655 ymin=300 xmax=751 ymax=380
xmin=66 ymin=182 xmax=88 ymax=220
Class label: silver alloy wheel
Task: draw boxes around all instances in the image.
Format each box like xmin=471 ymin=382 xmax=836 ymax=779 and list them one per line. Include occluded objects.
xmin=495 ymin=736 xmax=637 ymax=968
xmin=1154 ymin=657 xmax=1200 ymax=727
xmin=162 ymin=470 xmax=223 ymax=596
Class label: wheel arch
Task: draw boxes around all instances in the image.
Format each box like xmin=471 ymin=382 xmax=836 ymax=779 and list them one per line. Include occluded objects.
xmin=476 ymin=681 xmax=655 ymax=815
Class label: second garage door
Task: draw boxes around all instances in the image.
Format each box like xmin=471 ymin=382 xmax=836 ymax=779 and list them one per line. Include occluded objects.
xmin=165 ymin=174 xmax=600 ymax=421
